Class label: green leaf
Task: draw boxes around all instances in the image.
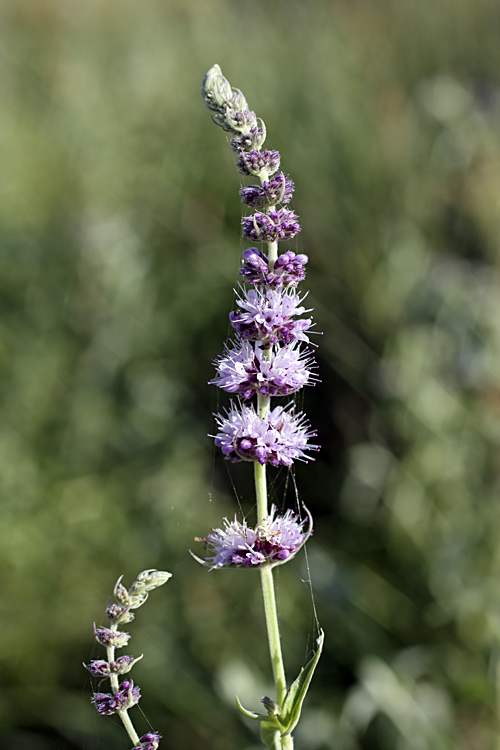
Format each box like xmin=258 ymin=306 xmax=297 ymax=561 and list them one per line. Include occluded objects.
xmin=279 ymin=629 xmax=325 ymax=736
xmin=260 ymin=720 xmax=282 ymax=750
xmin=235 ymin=695 xmax=268 ymax=721
xmin=235 ymin=697 xmax=283 ymax=747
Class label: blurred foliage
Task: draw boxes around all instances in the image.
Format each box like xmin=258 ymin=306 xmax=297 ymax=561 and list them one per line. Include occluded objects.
xmin=2 ymin=0 xmax=500 ymax=748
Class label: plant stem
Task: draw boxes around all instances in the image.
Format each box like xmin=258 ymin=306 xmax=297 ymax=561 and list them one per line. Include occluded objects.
xmin=107 ymin=625 xmax=141 ymax=747
xmin=255 ymin=460 xmax=268 ymax=522
xmin=254 ymin=188 xmax=293 ymax=748
xmin=117 ymin=708 xmax=141 ymax=747
xmin=260 ymin=564 xmax=287 ymax=708
xmin=254 ymin=426 xmax=293 ymax=748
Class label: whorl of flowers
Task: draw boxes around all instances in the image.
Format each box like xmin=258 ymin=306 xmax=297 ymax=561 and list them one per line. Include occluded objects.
xmin=85 ymin=570 xmax=171 ymax=749
xmin=213 ymin=403 xmax=317 ymax=467
xmin=199 ymin=64 xmax=319 ymax=570
xmin=194 ymin=506 xmax=312 ymax=570
xmin=211 ymin=340 xmax=316 ymax=399
xmin=230 ymin=287 xmax=313 ymax=347
xmin=240 ymin=173 xmax=294 ymax=209
xmin=239 ymin=248 xmax=308 ymax=288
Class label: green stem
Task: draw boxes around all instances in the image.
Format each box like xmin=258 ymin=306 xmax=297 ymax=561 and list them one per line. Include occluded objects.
xmin=254 ymin=461 xmax=268 ymax=523
xmin=260 ymin=564 xmax=287 ymax=707
xmin=107 ymin=625 xmax=140 ymax=747
xmin=253 ymin=177 xmax=293 ymax=749
xmin=254 ymin=425 xmax=293 ymax=748
xmin=268 ymin=238 xmax=278 ymax=269
xmin=117 ymin=708 xmax=141 ymax=747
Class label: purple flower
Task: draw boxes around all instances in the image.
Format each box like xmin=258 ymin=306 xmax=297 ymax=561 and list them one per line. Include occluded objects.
xmin=213 ymin=403 xmax=318 ymax=466
xmin=239 ymin=248 xmax=308 ymax=288
xmin=93 ymin=624 xmax=131 ymax=649
xmin=231 ymin=125 xmax=266 ymax=153
xmin=84 ymin=655 xmax=142 ymax=676
xmin=236 ymin=149 xmax=280 ymax=177
xmin=106 ymin=603 xmax=134 ymax=623
xmin=239 ymin=247 xmax=269 ymax=281
xmin=197 ymin=505 xmax=310 ymax=569
xmin=274 ymin=251 xmax=308 ymax=277
xmin=239 ymin=185 xmax=267 ymax=208
xmin=116 ymin=679 xmax=141 ymax=710
xmin=84 ymin=659 xmax=111 ymax=677
xmin=222 ymin=106 xmax=258 ymax=134
xmin=133 ymin=731 xmax=162 ymax=750
xmin=230 ymin=287 xmax=313 ymax=346
xmin=114 ymin=654 xmax=144 ymax=674
xmin=92 ymin=679 xmax=141 ymax=715
xmin=240 ymin=173 xmax=294 ymax=208
xmin=212 ymin=341 xmax=315 ymax=398
xmin=92 ymin=691 xmax=121 ymax=716
xmin=242 ymin=208 xmax=300 ymax=242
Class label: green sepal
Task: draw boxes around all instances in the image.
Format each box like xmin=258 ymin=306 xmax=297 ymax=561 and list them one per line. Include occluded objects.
xmin=235 ymin=695 xmax=269 ymax=721
xmin=260 ymin=721 xmax=282 ymax=750
xmin=279 ymin=630 xmax=325 ymax=736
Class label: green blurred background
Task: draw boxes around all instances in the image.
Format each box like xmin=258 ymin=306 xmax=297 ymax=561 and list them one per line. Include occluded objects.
xmin=2 ymin=0 xmax=500 ymax=748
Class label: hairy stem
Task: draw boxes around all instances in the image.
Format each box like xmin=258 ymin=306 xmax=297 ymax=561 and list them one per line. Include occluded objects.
xmin=107 ymin=623 xmax=140 ymax=747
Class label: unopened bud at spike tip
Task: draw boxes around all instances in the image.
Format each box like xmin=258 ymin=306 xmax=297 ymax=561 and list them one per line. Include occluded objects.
xmin=201 ymin=64 xmax=233 ymax=113
xmin=132 ymin=569 xmax=172 ymax=592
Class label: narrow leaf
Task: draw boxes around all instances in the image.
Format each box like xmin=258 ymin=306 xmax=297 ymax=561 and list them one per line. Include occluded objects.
xmin=235 ymin=695 xmax=268 ymax=721
xmin=279 ymin=630 xmax=325 ymax=736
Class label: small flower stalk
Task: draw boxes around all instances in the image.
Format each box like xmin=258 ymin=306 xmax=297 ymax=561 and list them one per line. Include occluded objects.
xmin=198 ymin=64 xmax=324 ymax=750
xmin=85 ymin=570 xmax=171 ymax=750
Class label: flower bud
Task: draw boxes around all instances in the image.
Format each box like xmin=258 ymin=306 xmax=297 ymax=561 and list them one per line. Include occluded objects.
xmin=236 ymin=149 xmax=280 ymax=178
xmin=114 ymin=576 xmax=133 ymax=606
xmin=113 ymin=654 xmax=143 ymax=674
xmin=129 ymin=570 xmax=172 ymax=596
xmin=116 ymin=679 xmax=141 ymax=710
xmin=223 ymin=106 xmax=257 ymax=134
xmin=133 ymin=731 xmax=162 ymax=750
xmin=91 ymin=679 xmax=141 ymax=715
xmin=262 ymin=696 xmax=281 ymax=716
xmin=127 ymin=592 xmax=149 ymax=610
xmin=92 ymin=690 xmax=119 ymax=715
xmin=106 ymin=603 xmax=134 ymax=624
xmin=84 ymin=659 xmax=111 ymax=677
xmin=93 ymin=623 xmax=131 ymax=648
xmin=231 ymin=122 xmax=266 ymax=153
xmin=229 ymin=88 xmax=248 ymax=113
xmin=201 ymin=64 xmax=233 ymax=113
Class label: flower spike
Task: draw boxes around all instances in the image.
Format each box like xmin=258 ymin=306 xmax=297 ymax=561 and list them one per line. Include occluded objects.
xmin=200 ymin=64 xmax=322 ymax=749
xmin=85 ymin=570 xmax=170 ymax=748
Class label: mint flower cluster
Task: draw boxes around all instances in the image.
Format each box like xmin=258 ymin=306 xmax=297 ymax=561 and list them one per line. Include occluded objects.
xmin=197 ymin=65 xmax=319 ymax=572
xmin=85 ymin=570 xmax=171 ymax=750
xmin=202 ymin=64 xmax=319 ymax=472
xmin=194 ymin=66 xmax=324 ymax=750
xmin=198 ymin=506 xmax=312 ymax=570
